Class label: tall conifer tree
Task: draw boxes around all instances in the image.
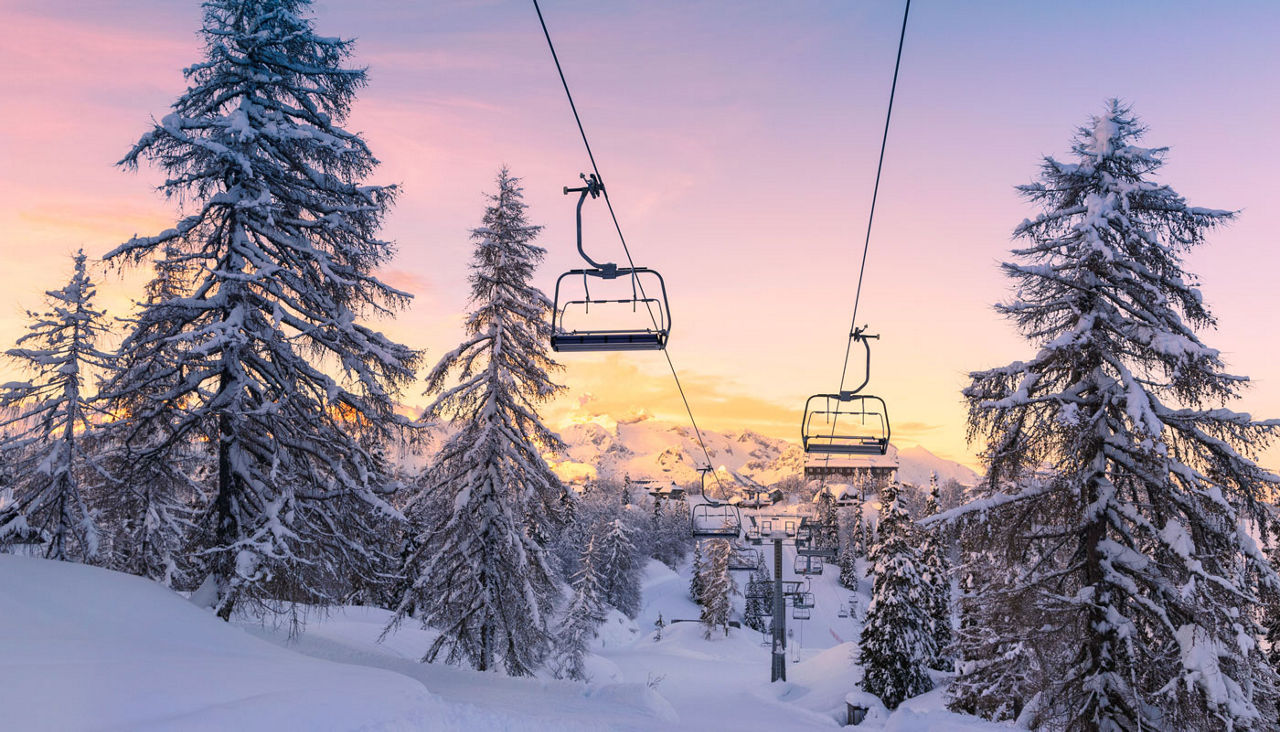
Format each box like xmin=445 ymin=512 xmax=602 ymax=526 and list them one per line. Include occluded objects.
xmin=859 ymin=482 xmax=934 ymax=709
xmin=108 ymin=0 xmax=419 ymax=617
xmin=956 ymin=100 xmax=1279 ymax=729
xmin=0 ymin=252 xmax=113 ymax=561
xmin=390 ymin=168 xmax=569 ymax=675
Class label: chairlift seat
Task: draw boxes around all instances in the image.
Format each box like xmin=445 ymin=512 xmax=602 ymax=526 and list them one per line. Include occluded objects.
xmin=551 ymin=329 xmax=666 ymax=352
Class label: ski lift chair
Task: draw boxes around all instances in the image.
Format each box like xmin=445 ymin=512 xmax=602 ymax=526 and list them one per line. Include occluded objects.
xmin=691 ymin=503 xmax=743 ymax=538
xmin=792 ymin=606 xmax=811 ymax=621
xmin=794 ymin=555 xmax=824 ymax=576
xmin=793 ymin=592 xmax=815 ymax=610
xmin=550 ymin=174 xmax=670 ymax=352
xmin=729 ymin=548 xmax=758 ymax=572
xmin=801 ymin=329 xmax=891 ymax=455
xmin=729 ymin=547 xmax=760 ymax=571
xmin=838 ymin=605 xmax=850 ymax=619
xmin=796 ymin=535 xmax=838 ymax=559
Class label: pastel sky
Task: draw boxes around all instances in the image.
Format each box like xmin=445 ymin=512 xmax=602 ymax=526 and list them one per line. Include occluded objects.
xmin=2 ymin=0 xmax=1278 ymax=471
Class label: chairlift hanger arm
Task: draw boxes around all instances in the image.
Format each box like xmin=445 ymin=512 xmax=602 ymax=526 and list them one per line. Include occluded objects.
xmin=564 ymin=173 xmax=615 ymax=275
xmin=842 ymin=328 xmax=878 ymax=397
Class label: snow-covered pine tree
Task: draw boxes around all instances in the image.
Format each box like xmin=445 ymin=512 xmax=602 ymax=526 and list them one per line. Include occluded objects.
xmin=858 ymin=481 xmax=933 ymax=709
xmin=838 ymin=503 xmax=862 ymax=591
xmin=594 ymin=517 xmax=642 ymax=618
xmin=816 ymin=490 xmax=840 ymax=553
xmin=652 ymin=493 xmax=691 ymax=570
xmin=1266 ymin=540 xmax=1280 ymax=674
xmin=957 ymin=100 xmax=1280 ymax=730
xmin=743 ymin=553 xmax=771 ymax=633
xmin=0 ymin=252 xmax=113 ymax=561
xmin=553 ymin=535 xmax=607 ymax=682
xmin=920 ymin=473 xmax=952 ymax=671
xmin=838 ymin=542 xmax=859 ymax=592
xmin=846 ymin=487 xmax=867 ymax=556
xmin=390 ymin=168 xmax=568 ymax=675
xmin=689 ymin=540 xmax=706 ymax=603
xmin=95 ymin=246 xmax=204 ymax=586
xmin=947 ymin=537 xmax=1042 ymax=723
xmin=701 ymin=538 xmax=735 ymax=639
xmin=108 ymin=0 xmax=419 ymax=617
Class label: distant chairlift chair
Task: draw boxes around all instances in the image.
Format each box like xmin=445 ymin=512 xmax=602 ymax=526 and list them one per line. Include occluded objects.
xmin=801 ymin=329 xmax=891 ymax=455
xmin=794 ymin=555 xmax=824 ymax=576
xmin=691 ymin=503 xmax=743 ymax=539
xmin=550 ymin=174 xmax=671 ymax=352
xmin=729 ymin=547 xmax=760 ymax=571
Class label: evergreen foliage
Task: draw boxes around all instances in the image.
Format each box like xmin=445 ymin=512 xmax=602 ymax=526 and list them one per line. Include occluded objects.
xmin=689 ymin=540 xmax=706 ymax=604
xmin=594 ymin=518 xmax=642 ymax=618
xmin=0 ymin=252 xmax=113 ymax=561
xmin=816 ymin=491 xmax=840 ymax=553
xmin=953 ymin=100 xmax=1280 ymax=730
xmin=859 ymin=482 xmax=934 ymax=709
xmin=920 ymin=473 xmax=952 ymax=671
xmin=553 ymin=535 xmax=607 ymax=682
xmin=650 ymin=493 xmax=692 ymax=570
xmin=108 ymin=0 xmax=419 ymax=618
xmin=96 ymin=246 xmax=205 ymax=586
xmin=701 ymin=538 xmax=735 ymax=639
xmin=743 ymin=553 xmax=771 ymax=633
xmin=391 ymin=168 xmax=567 ymax=676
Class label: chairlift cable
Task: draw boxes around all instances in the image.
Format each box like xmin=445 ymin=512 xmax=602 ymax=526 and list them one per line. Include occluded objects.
xmin=819 ymin=0 xmax=911 ymax=482
xmin=531 ymin=0 xmax=726 ymax=492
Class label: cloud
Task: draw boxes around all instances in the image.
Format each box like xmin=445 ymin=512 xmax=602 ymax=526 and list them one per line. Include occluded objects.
xmin=544 ymin=355 xmax=804 ymax=442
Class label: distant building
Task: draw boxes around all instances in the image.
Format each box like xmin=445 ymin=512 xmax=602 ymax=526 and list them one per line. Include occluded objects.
xmin=651 ymin=481 xmax=686 ymax=500
xmin=730 ymin=487 xmax=783 ymax=508
xmin=803 ymin=449 xmax=898 ymax=497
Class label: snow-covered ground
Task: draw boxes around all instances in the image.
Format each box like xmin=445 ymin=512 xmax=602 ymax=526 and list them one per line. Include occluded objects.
xmin=1 ymin=551 xmax=1007 ymax=731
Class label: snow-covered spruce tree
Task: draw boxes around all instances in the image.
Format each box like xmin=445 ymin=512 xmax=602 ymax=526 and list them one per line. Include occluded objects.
xmin=1266 ymin=539 xmax=1280 ymax=674
xmin=957 ymin=100 xmax=1280 ymax=730
xmin=0 ymin=252 xmax=113 ymax=561
xmin=594 ymin=517 xmax=642 ymax=618
xmin=390 ymin=168 xmax=569 ymax=675
xmin=816 ymin=490 xmax=840 ymax=553
xmin=858 ymin=481 xmax=933 ymax=709
xmin=743 ymin=553 xmax=771 ymax=633
xmin=689 ymin=540 xmax=706 ymax=603
xmin=701 ymin=538 xmax=735 ymax=639
xmin=109 ymin=0 xmax=419 ymax=617
xmin=920 ymin=473 xmax=952 ymax=671
xmin=652 ymin=493 xmax=692 ymax=570
xmin=553 ymin=535 xmax=607 ymax=682
xmin=838 ymin=503 xmax=862 ymax=591
xmin=95 ymin=246 xmax=205 ymax=586
xmin=947 ymin=532 xmax=1043 ymax=723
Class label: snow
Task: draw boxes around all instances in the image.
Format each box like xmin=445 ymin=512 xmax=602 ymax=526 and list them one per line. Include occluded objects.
xmin=0 ymin=555 xmax=442 ymax=731
xmin=1 ymin=554 xmax=1004 ymax=731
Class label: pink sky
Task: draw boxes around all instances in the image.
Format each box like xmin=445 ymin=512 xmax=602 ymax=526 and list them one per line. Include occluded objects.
xmin=2 ymin=0 xmax=1278 ymax=471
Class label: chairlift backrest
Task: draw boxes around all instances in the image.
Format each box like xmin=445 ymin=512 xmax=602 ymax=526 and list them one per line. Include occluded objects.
xmin=550 ymin=174 xmax=671 ymax=352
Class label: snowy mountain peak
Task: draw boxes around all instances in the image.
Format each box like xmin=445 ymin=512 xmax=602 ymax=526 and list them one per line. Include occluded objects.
xmin=549 ymin=416 xmax=978 ymax=488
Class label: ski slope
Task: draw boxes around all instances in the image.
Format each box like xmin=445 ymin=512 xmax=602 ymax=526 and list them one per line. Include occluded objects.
xmin=1 ymin=554 xmax=1007 ymax=730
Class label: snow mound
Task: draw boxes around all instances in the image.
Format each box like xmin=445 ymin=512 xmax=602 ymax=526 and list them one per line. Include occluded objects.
xmin=586 ymin=683 xmax=680 ymax=724
xmin=0 ymin=556 xmax=442 ymax=731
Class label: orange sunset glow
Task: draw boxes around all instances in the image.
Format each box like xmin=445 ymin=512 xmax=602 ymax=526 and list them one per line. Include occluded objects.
xmin=3 ymin=0 xmax=1279 ymax=472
